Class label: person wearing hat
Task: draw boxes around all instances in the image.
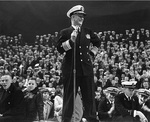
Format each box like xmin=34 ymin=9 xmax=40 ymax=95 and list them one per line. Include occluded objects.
xmin=114 ymin=81 xmax=148 ymax=122
xmin=136 ymin=89 xmax=150 ymax=104
xmin=98 ymin=87 xmax=120 ymax=122
xmin=136 ymin=89 xmax=150 ymax=122
xmin=57 ymin=5 xmax=100 ymax=122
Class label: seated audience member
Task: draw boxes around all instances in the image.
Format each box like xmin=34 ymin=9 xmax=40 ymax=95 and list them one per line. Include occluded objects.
xmin=114 ymin=81 xmax=148 ymax=122
xmin=54 ymin=86 xmax=63 ymax=122
xmin=98 ymin=87 xmax=120 ymax=122
xmin=140 ymin=78 xmax=150 ymax=90
xmin=41 ymin=88 xmax=53 ymax=121
xmin=136 ymin=89 xmax=150 ymax=122
xmin=0 ymin=74 xmax=25 ymax=122
xmin=23 ymin=78 xmax=44 ymax=122
xmin=18 ymin=78 xmax=26 ymax=91
xmin=47 ymin=82 xmax=56 ymax=93
xmin=0 ymin=28 xmax=150 ymax=121
xmin=95 ymin=88 xmax=102 ymax=113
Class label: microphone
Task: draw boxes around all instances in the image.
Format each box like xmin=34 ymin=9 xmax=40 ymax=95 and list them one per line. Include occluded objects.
xmin=71 ymin=26 xmax=79 ymax=42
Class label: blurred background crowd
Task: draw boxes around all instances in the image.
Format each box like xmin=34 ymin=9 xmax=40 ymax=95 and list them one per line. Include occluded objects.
xmin=0 ymin=27 xmax=150 ymax=121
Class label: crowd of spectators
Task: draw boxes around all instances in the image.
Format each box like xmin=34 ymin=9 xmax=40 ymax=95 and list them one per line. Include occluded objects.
xmin=0 ymin=27 xmax=150 ymax=121
xmin=94 ymin=28 xmax=150 ymax=92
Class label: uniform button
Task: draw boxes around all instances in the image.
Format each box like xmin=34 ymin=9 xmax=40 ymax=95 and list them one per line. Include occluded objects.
xmin=88 ymin=59 xmax=90 ymax=61
xmin=8 ymin=102 xmax=10 ymax=104
xmin=81 ymin=59 xmax=83 ymax=61
xmin=86 ymin=46 xmax=88 ymax=48
xmin=87 ymin=52 xmax=89 ymax=54
xmin=79 ymin=46 xmax=81 ymax=48
xmin=80 ymin=53 xmax=82 ymax=55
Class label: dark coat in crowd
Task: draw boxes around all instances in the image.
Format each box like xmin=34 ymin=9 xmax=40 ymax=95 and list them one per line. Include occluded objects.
xmin=140 ymin=99 xmax=150 ymax=122
xmin=114 ymin=93 xmax=142 ymax=122
xmin=98 ymin=96 xmax=116 ymax=122
xmin=23 ymin=87 xmax=44 ymax=122
xmin=0 ymin=83 xmax=25 ymax=122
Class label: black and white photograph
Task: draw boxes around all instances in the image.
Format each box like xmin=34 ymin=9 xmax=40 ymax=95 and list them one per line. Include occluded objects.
xmin=0 ymin=1 xmax=150 ymax=122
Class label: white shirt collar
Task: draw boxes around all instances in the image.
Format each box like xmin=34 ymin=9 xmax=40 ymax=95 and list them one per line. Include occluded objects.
xmin=125 ymin=93 xmax=131 ymax=100
xmin=72 ymin=25 xmax=81 ymax=32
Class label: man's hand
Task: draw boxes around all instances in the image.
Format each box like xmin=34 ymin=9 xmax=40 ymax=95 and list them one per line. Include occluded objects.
xmin=135 ymin=111 xmax=148 ymax=122
xmin=71 ymin=30 xmax=78 ymax=42
xmin=108 ymin=102 xmax=115 ymax=117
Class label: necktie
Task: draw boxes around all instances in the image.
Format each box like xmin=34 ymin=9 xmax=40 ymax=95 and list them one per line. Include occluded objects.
xmin=128 ymin=97 xmax=131 ymax=101
xmin=75 ymin=26 xmax=80 ymax=33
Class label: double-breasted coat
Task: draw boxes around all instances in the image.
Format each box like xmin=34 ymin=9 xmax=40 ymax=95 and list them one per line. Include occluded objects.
xmin=114 ymin=93 xmax=142 ymax=122
xmin=0 ymin=83 xmax=25 ymax=122
xmin=57 ymin=26 xmax=100 ymax=122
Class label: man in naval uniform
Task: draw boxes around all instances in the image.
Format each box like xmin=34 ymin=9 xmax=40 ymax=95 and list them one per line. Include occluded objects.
xmin=98 ymin=87 xmax=121 ymax=122
xmin=57 ymin=5 xmax=100 ymax=122
xmin=136 ymin=88 xmax=150 ymax=122
xmin=114 ymin=81 xmax=148 ymax=122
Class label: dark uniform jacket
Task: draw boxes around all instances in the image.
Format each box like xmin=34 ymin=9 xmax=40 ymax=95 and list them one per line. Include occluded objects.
xmin=57 ymin=26 xmax=100 ymax=76
xmin=141 ymin=99 xmax=150 ymax=122
xmin=0 ymin=83 xmax=25 ymax=118
xmin=98 ymin=96 xmax=113 ymax=121
xmin=115 ymin=93 xmax=142 ymax=122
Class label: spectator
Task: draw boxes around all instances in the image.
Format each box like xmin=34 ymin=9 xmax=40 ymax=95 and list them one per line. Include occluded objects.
xmin=54 ymin=85 xmax=63 ymax=122
xmin=41 ymin=88 xmax=53 ymax=121
xmin=0 ymin=26 xmax=150 ymax=122
xmin=140 ymin=78 xmax=150 ymax=90
xmin=114 ymin=81 xmax=148 ymax=122
xmin=136 ymin=89 xmax=150 ymax=122
xmin=98 ymin=87 xmax=120 ymax=121
xmin=23 ymin=78 xmax=44 ymax=122
xmin=0 ymin=74 xmax=25 ymax=122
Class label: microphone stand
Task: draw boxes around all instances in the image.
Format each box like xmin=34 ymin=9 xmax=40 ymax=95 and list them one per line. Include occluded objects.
xmin=73 ymin=26 xmax=79 ymax=122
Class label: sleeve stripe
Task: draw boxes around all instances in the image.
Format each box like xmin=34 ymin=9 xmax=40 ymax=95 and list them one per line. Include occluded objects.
xmin=91 ymin=46 xmax=98 ymax=55
xmin=62 ymin=40 xmax=72 ymax=51
xmin=66 ymin=40 xmax=72 ymax=50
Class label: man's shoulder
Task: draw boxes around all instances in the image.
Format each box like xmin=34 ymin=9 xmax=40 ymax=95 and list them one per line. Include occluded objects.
xmin=60 ymin=26 xmax=73 ymax=33
xmin=116 ymin=92 xmax=125 ymax=99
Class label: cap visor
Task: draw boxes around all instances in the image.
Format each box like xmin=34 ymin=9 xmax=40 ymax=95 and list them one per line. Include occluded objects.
xmin=73 ymin=11 xmax=86 ymax=16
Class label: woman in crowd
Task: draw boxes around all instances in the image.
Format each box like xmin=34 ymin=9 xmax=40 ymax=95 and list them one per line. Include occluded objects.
xmin=140 ymin=78 xmax=150 ymax=90
xmin=41 ymin=88 xmax=53 ymax=121
xmin=54 ymin=85 xmax=63 ymax=122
